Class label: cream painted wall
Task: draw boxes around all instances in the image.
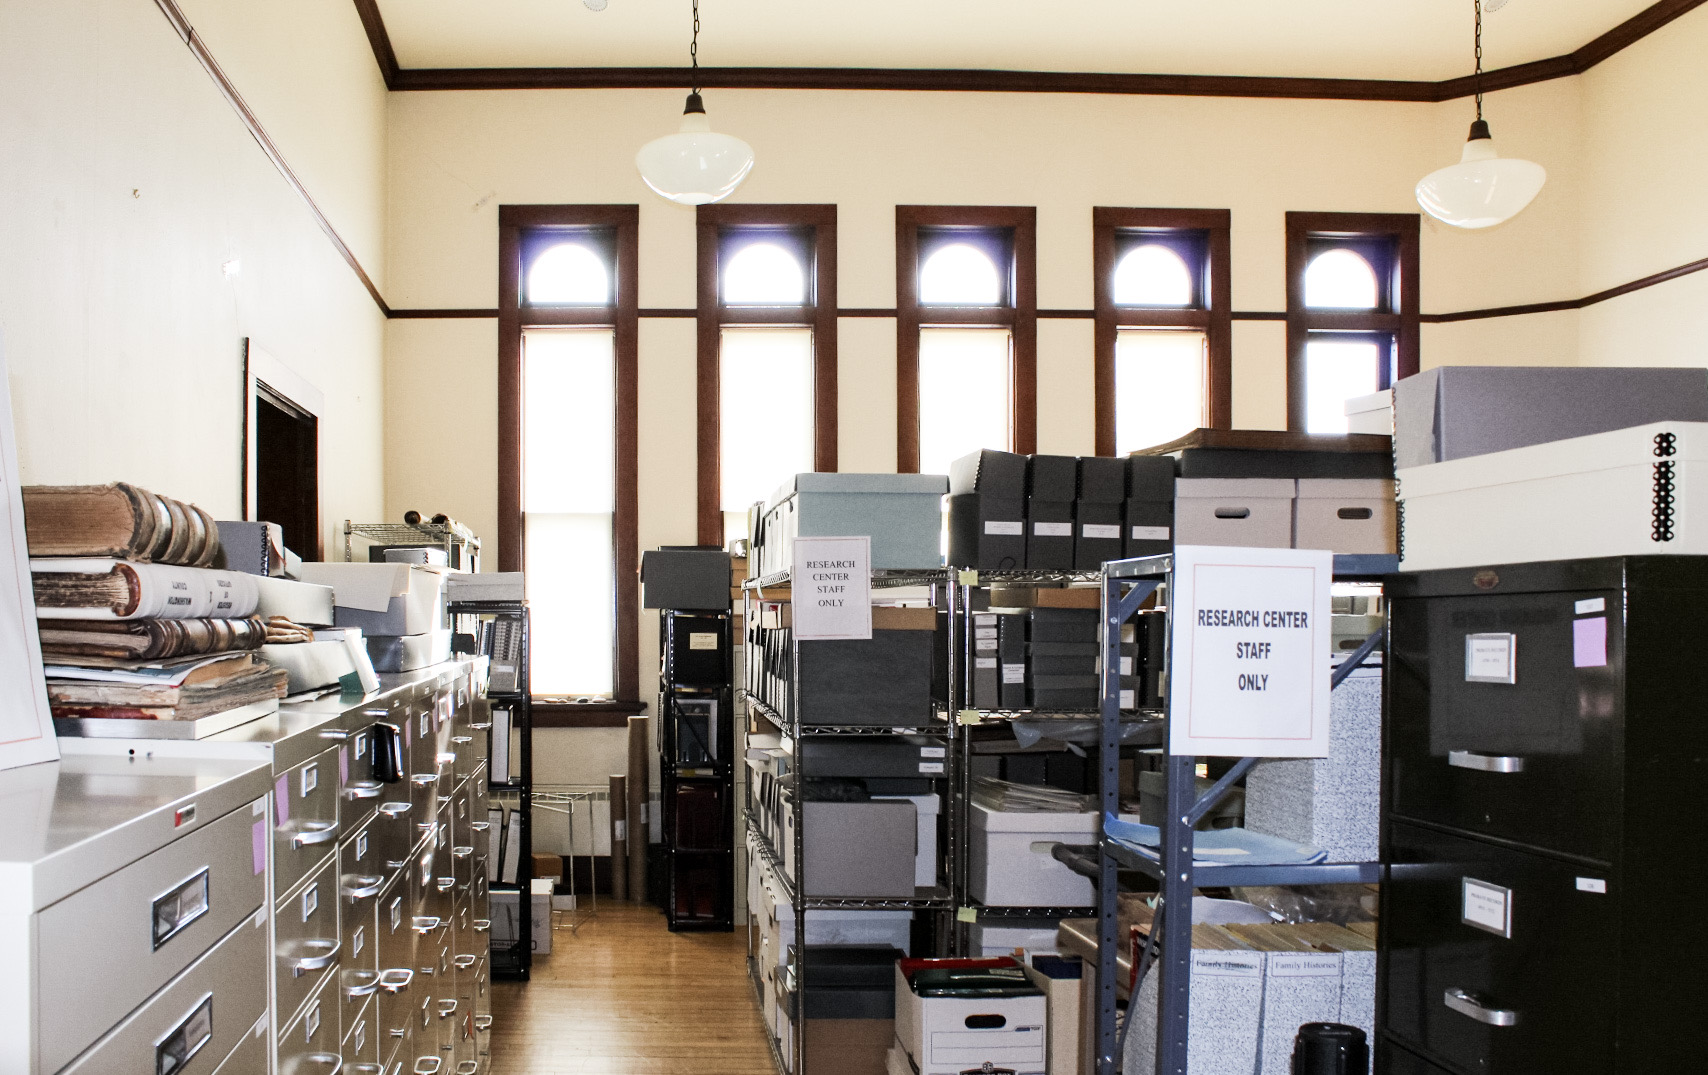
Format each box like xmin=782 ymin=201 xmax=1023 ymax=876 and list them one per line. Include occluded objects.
xmin=1577 ymin=3 xmax=1708 ymax=367
xmin=0 ymin=0 xmax=387 ymax=551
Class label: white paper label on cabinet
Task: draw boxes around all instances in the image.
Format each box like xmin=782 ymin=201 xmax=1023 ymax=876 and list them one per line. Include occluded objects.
xmin=1462 ymin=877 xmax=1512 ymax=938
xmin=1465 ymin=633 xmax=1517 ymax=684
xmin=1119 ymin=656 xmax=1134 ymax=676
xmin=984 ymin=520 xmax=1024 ymax=536
xmin=1120 ymin=689 xmax=1135 ymax=709
xmin=1192 ymin=950 xmax=1262 ymax=978
xmin=920 ymin=746 xmax=947 ymax=758
xmin=1576 ymin=877 xmax=1608 ymax=894
xmin=688 ymin=633 xmax=718 ymax=651
xmin=918 ymin=761 xmax=945 ymax=774
xmin=1168 ymin=545 xmax=1333 ymax=758
xmin=1033 ymin=522 xmax=1073 ymax=538
xmin=1002 ymin=664 xmax=1027 ymax=684
xmin=1082 ymin=524 xmax=1121 ymax=540
xmin=1575 ymin=597 xmax=1606 ymax=615
xmin=791 ymin=536 xmax=872 ymax=641
xmin=1131 ymin=525 xmax=1170 ymax=541
xmin=301 ymin=764 xmax=318 ymax=796
xmin=975 ymin=657 xmax=997 ymax=669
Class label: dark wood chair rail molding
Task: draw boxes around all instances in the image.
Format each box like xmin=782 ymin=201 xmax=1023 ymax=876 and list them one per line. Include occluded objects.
xmin=357 ymin=0 xmax=1705 ymax=102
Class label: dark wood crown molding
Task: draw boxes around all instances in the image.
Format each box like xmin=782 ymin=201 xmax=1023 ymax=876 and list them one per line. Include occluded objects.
xmin=357 ymin=0 xmax=1705 ymax=102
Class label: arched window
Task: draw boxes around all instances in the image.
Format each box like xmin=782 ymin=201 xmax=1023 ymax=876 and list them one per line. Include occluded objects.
xmin=919 ymin=242 xmax=1002 ymax=305
xmin=1304 ymin=248 xmax=1379 ymax=309
xmin=526 ymin=243 xmax=609 ymax=305
xmin=722 ymin=241 xmax=807 ymax=305
xmin=1113 ymin=244 xmax=1194 ymax=307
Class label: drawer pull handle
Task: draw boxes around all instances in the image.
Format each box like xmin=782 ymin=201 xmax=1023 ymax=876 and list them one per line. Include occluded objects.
xmin=410 ymin=773 xmax=439 ymax=788
xmin=451 ymin=846 xmax=474 ymax=860
xmin=438 ymin=998 xmax=460 ymax=1018
xmin=291 ymin=822 xmax=340 ymax=850
xmin=378 ymin=968 xmax=415 ymax=994
xmin=346 ymin=781 xmax=385 ymax=801
xmin=305 ymin=1055 xmax=342 ymax=1074
xmin=343 ymin=874 xmax=385 ymax=901
xmin=472 ymin=919 xmax=491 ymax=933
xmin=436 ymin=877 xmax=456 ymax=892
xmin=474 ymin=1015 xmax=493 ymax=1032
xmin=1444 ymin=988 xmax=1519 ymax=1027
xmin=379 ymin=801 xmax=413 ymax=819
xmin=457 ymin=1062 xmax=481 ymax=1075
xmin=470 ymin=722 xmax=493 ymax=731
xmin=455 ymin=954 xmax=477 ymax=969
xmin=290 ymin=939 xmax=341 ymax=976
xmin=344 ymin=969 xmax=381 ymax=998
xmin=452 ymin=736 xmax=474 ymax=745
xmin=351 ymin=1066 xmax=386 ymax=1075
xmin=411 ymin=916 xmax=443 ymax=935
xmin=414 ymin=1060 xmax=444 ymax=1075
xmin=470 ymin=822 xmax=491 ymax=833
xmin=319 ymin=729 xmax=352 ymax=742
xmin=437 ymin=752 xmax=458 ymax=766
xmin=1448 ymin=750 xmax=1526 ymax=774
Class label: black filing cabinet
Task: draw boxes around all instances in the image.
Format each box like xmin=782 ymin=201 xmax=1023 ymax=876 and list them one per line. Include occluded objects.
xmin=659 ymin=608 xmax=736 ymax=930
xmin=1381 ymin=557 xmax=1708 ymax=1073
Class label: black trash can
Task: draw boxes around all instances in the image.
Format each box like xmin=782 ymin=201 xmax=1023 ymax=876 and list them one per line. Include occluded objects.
xmin=1292 ymin=1022 xmax=1369 ymax=1075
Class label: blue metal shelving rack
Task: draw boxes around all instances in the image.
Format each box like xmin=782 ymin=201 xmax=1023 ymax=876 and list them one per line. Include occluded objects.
xmin=1094 ymin=553 xmax=1393 ymax=1075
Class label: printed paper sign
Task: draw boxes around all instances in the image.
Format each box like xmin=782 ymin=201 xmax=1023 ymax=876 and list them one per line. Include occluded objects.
xmin=1462 ymin=877 xmax=1512 ymax=938
xmin=1168 ymin=545 xmax=1332 ymax=757
xmin=791 ymin=536 xmax=872 ymax=641
xmin=0 ymin=338 xmax=59 ymax=771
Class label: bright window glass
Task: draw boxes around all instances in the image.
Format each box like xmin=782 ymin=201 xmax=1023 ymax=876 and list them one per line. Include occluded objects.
xmin=1113 ymin=245 xmax=1194 ymax=307
xmin=522 ymin=328 xmax=616 ymax=697
xmin=1304 ymin=249 xmax=1379 ymax=309
xmin=1115 ymin=329 xmax=1206 ymax=454
xmin=920 ymin=243 xmax=1002 ymax=305
xmin=723 ymin=242 xmax=807 ymax=305
xmin=1305 ymin=338 xmax=1382 ymax=434
xmin=721 ymin=328 xmax=814 ymax=545
xmin=526 ymin=243 xmax=610 ymax=305
xmin=918 ymin=327 xmax=1010 ymax=477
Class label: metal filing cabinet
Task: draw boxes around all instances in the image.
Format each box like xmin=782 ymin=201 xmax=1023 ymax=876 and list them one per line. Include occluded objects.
xmin=57 ymin=657 xmax=497 ymax=1075
xmin=1381 ymin=557 xmax=1708 ymax=1074
xmin=0 ymin=752 xmax=272 ymax=1075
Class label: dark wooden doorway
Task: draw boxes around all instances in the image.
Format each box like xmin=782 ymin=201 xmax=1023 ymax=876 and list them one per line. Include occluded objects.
xmin=254 ymin=385 xmax=320 ymax=561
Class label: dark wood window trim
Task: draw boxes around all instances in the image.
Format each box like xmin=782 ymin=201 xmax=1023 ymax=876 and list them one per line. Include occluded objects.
xmin=895 ymin=206 xmax=1037 ymax=473
xmin=498 ymin=204 xmax=641 ymax=703
xmin=1093 ymin=207 xmax=1232 ymax=455
xmin=695 ymin=204 xmax=838 ymax=546
xmin=1285 ymin=211 xmax=1420 ymax=432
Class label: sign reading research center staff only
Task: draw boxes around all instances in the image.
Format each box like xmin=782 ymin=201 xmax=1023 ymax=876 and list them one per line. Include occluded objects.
xmin=1169 ymin=545 xmax=1333 ymax=758
xmin=791 ymin=536 xmax=872 ymax=641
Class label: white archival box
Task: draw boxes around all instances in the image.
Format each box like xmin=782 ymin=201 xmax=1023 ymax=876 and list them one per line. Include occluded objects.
xmin=1397 ymin=421 xmax=1708 ymax=572
xmin=0 ymin=339 xmax=59 ymax=772
xmin=1168 ymin=545 xmax=1334 ymax=758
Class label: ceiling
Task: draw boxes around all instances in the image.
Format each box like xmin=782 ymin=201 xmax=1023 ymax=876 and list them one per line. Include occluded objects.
xmin=373 ymin=0 xmax=1664 ymax=82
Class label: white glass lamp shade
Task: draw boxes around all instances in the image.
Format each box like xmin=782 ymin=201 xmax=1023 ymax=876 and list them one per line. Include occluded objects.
xmin=1416 ymin=124 xmax=1546 ymax=230
xmin=635 ymin=98 xmax=754 ymax=206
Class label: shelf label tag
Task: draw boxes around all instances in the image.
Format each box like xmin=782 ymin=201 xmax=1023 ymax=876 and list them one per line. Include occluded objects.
xmin=792 ymin=536 xmax=872 ymax=641
xmin=1168 ymin=545 xmax=1332 ymax=758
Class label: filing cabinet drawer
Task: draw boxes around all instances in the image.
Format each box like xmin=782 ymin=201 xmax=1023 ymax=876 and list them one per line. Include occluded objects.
xmin=340 ymin=721 xmax=387 ymax=829
xmin=277 ymin=856 xmax=343 ymax=1026
xmin=343 ymin=993 xmax=381 ymax=1075
xmin=375 ymin=870 xmax=420 ymax=1052
xmin=275 ymin=746 xmax=344 ymax=896
xmin=342 ymin=815 xmax=384 ymax=986
xmin=1387 ymin=589 xmax=1624 ymax=861
xmin=209 ymin=1009 xmax=270 ymax=1075
xmin=277 ymin=979 xmax=341 ymax=1075
xmin=38 ymin=797 xmax=267 ymax=1074
xmin=473 ymin=955 xmax=492 ymax=1062
xmin=59 ymin=909 xmax=269 ymax=1075
xmin=451 ymin=790 xmax=475 ymax=897
xmin=1381 ymin=822 xmax=1614 ymax=1073
xmin=406 ymin=697 xmax=445 ymax=833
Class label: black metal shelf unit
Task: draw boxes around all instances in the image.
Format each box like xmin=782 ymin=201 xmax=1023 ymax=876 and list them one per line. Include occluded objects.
xmin=452 ymin=598 xmax=533 ymax=980
xmin=659 ymin=609 xmax=737 ymax=930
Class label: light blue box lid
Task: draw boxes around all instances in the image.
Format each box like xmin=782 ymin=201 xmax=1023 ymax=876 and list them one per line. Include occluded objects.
xmin=768 ymin=472 xmax=948 ymax=507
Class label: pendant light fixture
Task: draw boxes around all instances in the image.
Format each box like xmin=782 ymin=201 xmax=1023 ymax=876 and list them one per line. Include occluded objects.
xmin=1415 ymin=0 xmax=1546 ymax=229
xmin=634 ymin=0 xmax=754 ymax=205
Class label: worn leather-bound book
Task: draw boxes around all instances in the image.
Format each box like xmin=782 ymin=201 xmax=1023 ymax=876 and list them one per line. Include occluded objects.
xmin=31 ymin=558 xmax=261 ymax=620
xmin=47 ymin=655 xmax=288 ymax=721
xmin=37 ymin=615 xmax=268 ymax=660
xmin=22 ymin=483 xmax=220 ymax=565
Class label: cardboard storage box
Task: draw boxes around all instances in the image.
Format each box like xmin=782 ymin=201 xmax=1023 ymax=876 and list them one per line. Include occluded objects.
xmin=798 ymin=736 xmax=947 ymax=780
xmin=260 ymin=639 xmax=357 ymax=694
xmin=1393 ymin=365 xmax=1708 ymax=470
xmin=365 ymin=629 xmax=451 ymax=672
xmin=253 ymin=575 xmax=335 ymax=627
xmin=896 ymin=958 xmax=1048 ymax=1075
xmin=1292 ymin=478 xmax=1396 ymax=555
xmin=764 ymin=473 xmax=949 ymax=572
xmin=1174 ymin=478 xmax=1294 ymax=549
xmin=1025 ymin=957 xmax=1085 ymax=1075
xmin=970 ymin=920 xmax=1062 ymax=959
xmin=783 ymin=798 xmax=919 ymax=898
xmin=970 ymin=803 xmax=1100 ymax=907
xmin=872 ymin=792 xmax=941 ymax=888
xmin=641 ymin=547 xmax=732 ymax=610
xmin=444 ymin=572 xmax=524 ymax=603
xmin=1396 ymin=420 xmax=1708 ymax=571
xmin=948 ymin=492 xmax=1026 ymax=570
xmin=298 ymin=562 xmax=446 ymax=635
xmin=1344 ymin=389 xmax=1393 ymax=435
xmin=1077 ymin=457 xmax=1127 ymax=503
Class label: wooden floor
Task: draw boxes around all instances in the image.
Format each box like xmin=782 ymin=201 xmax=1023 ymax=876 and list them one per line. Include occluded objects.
xmin=489 ymin=901 xmax=775 ymax=1075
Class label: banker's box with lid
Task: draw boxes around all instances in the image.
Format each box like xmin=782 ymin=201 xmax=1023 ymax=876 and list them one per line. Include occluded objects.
xmin=969 ymin=803 xmax=1108 ymax=907
xmin=895 ymin=958 xmax=1047 ymax=1075
xmin=763 ymin=473 xmax=949 ymax=572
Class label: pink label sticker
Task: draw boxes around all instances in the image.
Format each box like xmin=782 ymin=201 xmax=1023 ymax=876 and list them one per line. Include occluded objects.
xmin=1574 ymin=616 xmax=1608 ymax=668
xmin=274 ymin=775 xmax=291 ymax=825
xmin=340 ymin=746 xmax=349 ymax=786
xmin=252 ymin=819 xmax=267 ymax=875
xmin=405 ymin=719 xmax=412 ymax=748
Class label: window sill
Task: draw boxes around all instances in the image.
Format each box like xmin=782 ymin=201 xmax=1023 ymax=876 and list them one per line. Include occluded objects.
xmin=533 ymin=698 xmax=649 ymax=728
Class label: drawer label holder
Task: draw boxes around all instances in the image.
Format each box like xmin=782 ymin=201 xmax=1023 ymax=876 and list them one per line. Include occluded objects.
xmin=1462 ymin=877 xmax=1513 ymax=938
xmin=152 ymin=869 xmax=210 ymax=951
xmin=155 ymin=994 xmax=213 ymax=1075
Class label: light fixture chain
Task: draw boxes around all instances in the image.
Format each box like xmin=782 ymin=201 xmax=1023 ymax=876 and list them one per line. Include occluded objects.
xmin=690 ymin=0 xmax=700 ymax=94
xmin=1474 ymin=0 xmax=1484 ymax=121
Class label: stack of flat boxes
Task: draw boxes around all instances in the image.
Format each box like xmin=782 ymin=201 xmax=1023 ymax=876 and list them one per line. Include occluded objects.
xmin=300 ymin=562 xmax=452 ymax=673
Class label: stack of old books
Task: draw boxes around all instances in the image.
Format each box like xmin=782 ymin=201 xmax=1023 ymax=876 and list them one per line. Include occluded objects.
xmin=25 ymin=483 xmax=287 ymax=724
